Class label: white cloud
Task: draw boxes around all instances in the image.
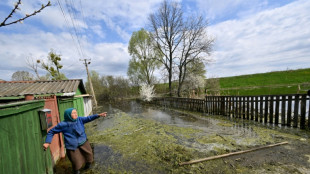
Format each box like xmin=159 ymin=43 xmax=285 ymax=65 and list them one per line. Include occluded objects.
xmin=207 ymin=0 xmax=310 ymax=77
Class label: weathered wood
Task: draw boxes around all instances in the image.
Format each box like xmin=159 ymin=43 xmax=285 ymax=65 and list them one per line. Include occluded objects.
xmin=255 ymin=96 xmax=259 ymax=122
xmin=270 ymin=96 xmax=274 ymax=124
xmin=251 ymin=96 xmax=254 ymax=120
xmin=293 ymin=94 xmax=299 ymax=128
xmin=275 ymin=96 xmax=280 ymax=124
xmin=287 ymin=96 xmax=292 ymax=126
xmin=179 ymin=142 xmax=288 ymax=166
xmin=264 ymin=96 xmax=269 ymax=123
xmin=246 ymin=96 xmax=250 ymax=120
xmin=242 ymin=96 xmax=246 ymax=119
xmin=281 ymin=96 xmax=286 ymax=126
xmin=300 ymin=95 xmax=306 ymax=129
xmin=260 ymin=96 xmax=263 ymax=123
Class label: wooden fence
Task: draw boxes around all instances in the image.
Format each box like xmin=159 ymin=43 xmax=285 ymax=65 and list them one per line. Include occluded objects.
xmin=152 ymin=94 xmax=310 ymax=130
xmin=151 ymin=97 xmax=205 ymax=112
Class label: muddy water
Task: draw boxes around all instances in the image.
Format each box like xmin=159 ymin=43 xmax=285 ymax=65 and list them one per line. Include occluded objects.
xmin=55 ymin=100 xmax=310 ymax=174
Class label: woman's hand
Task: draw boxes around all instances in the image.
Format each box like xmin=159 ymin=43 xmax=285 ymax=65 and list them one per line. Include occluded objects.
xmin=43 ymin=143 xmax=50 ymax=151
xmin=98 ymin=112 xmax=107 ymax=117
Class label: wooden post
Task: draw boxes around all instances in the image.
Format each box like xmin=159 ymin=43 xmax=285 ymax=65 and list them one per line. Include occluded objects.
xmin=269 ymin=96 xmax=274 ymax=124
xmin=281 ymin=95 xmax=286 ymax=126
xmin=287 ymin=95 xmax=292 ymax=127
xmin=293 ymin=94 xmax=299 ymax=128
xmin=246 ymin=96 xmax=250 ymax=120
xmin=264 ymin=96 xmax=269 ymax=123
xmin=232 ymin=97 xmax=235 ymax=118
xmin=239 ymin=97 xmax=242 ymax=118
xmin=242 ymin=96 xmax=246 ymax=119
xmin=275 ymin=96 xmax=280 ymax=125
xmin=260 ymin=96 xmax=263 ymax=123
xmin=308 ymin=95 xmax=310 ymax=129
xmin=300 ymin=94 xmax=306 ymax=129
xmin=255 ymin=96 xmax=259 ymax=122
xmin=251 ymin=96 xmax=254 ymax=120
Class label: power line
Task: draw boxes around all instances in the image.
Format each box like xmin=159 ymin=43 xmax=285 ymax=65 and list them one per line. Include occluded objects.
xmin=56 ymin=0 xmax=84 ymax=59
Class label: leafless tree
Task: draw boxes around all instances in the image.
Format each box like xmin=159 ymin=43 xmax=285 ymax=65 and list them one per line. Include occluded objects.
xmin=0 ymin=0 xmax=51 ymax=27
xmin=148 ymin=0 xmax=184 ymax=96
xmin=176 ymin=15 xmax=214 ymax=97
xmin=26 ymin=56 xmax=41 ymax=80
xmin=149 ymin=0 xmax=213 ymax=97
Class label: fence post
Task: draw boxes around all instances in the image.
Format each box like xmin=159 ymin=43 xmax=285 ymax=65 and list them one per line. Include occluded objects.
xmin=269 ymin=96 xmax=274 ymax=124
xmin=264 ymin=96 xmax=269 ymax=123
xmin=246 ymin=96 xmax=250 ymax=120
xmin=281 ymin=95 xmax=286 ymax=126
xmin=255 ymin=96 xmax=259 ymax=122
xmin=287 ymin=95 xmax=292 ymax=127
xmin=275 ymin=96 xmax=280 ymax=125
xmin=300 ymin=94 xmax=306 ymax=129
xmin=293 ymin=94 xmax=299 ymax=128
xmin=251 ymin=96 xmax=254 ymax=120
xmin=260 ymin=96 xmax=263 ymax=123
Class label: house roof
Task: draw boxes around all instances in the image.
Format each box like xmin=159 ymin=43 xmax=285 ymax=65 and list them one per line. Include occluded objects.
xmin=0 ymin=79 xmax=87 ymax=98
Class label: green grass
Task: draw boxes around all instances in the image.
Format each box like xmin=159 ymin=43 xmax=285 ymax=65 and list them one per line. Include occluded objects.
xmin=207 ymin=68 xmax=310 ymax=95
xmin=219 ymin=68 xmax=310 ymax=88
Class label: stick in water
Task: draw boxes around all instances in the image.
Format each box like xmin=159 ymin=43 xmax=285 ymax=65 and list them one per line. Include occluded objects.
xmin=179 ymin=141 xmax=288 ymax=166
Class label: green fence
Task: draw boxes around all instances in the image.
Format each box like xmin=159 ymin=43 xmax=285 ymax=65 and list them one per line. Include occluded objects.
xmin=58 ymin=97 xmax=85 ymax=121
xmin=0 ymin=100 xmax=53 ymax=174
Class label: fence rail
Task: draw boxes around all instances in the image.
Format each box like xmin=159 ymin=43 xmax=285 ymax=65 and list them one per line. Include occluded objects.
xmin=152 ymin=94 xmax=310 ymax=130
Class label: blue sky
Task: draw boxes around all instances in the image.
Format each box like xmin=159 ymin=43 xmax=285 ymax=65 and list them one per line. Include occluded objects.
xmin=0 ymin=0 xmax=309 ymax=82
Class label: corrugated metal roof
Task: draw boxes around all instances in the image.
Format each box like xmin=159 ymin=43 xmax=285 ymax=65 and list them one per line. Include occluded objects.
xmin=0 ymin=79 xmax=86 ymax=97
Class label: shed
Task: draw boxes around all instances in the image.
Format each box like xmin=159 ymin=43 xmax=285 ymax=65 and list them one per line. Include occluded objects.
xmin=0 ymin=79 xmax=93 ymax=164
xmin=0 ymin=100 xmax=53 ymax=174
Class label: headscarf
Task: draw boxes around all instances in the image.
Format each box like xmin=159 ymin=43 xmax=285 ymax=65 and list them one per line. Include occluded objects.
xmin=64 ymin=108 xmax=77 ymax=122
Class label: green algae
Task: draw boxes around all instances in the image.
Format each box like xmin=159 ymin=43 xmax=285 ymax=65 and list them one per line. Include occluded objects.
xmin=54 ymin=102 xmax=310 ymax=173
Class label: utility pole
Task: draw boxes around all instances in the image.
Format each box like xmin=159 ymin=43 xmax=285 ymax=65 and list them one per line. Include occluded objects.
xmin=80 ymin=59 xmax=98 ymax=107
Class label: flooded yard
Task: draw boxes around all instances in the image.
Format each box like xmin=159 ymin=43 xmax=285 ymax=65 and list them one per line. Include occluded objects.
xmin=55 ymin=100 xmax=310 ymax=174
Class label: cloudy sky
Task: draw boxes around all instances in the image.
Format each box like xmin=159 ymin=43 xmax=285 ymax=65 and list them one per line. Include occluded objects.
xmin=0 ymin=0 xmax=309 ymax=82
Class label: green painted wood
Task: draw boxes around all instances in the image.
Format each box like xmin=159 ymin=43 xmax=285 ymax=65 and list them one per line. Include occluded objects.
xmin=0 ymin=100 xmax=53 ymax=174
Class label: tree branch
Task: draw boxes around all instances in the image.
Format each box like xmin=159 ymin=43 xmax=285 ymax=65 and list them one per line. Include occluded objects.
xmin=0 ymin=1 xmax=51 ymax=27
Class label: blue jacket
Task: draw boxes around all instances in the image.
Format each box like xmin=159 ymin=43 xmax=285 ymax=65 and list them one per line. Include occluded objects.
xmin=45 ymin=114 xmax=99 ymax=150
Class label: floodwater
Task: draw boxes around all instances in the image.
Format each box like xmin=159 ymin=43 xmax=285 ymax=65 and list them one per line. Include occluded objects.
xmin=54 ymin=100 xmax=310 ymax=174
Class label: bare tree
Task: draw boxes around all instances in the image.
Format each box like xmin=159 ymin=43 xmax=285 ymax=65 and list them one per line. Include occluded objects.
xmin=0 ymin=0 xmax=51 ymax=27
xmin=148 ymin=0 xmax=184 ymax=96
xmin=26 ymin=56 xmax=41 ymax=80
xmin=176 ymin=15 xmax=214 ymax=97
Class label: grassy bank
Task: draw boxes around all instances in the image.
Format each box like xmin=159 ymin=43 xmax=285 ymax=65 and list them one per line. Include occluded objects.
xmin=206 ymin=68 xmax=310 ymax=95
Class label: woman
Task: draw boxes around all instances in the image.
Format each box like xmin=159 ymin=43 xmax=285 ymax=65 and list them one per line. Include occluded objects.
xmin=43 ymin=108 xmax=107 ymax=174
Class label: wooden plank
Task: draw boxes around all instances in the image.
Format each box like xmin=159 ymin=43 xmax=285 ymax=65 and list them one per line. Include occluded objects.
xmin=293 ymin=94 xmax=299 ymax=128
xmin=179 ymin=142 xmax=288 ymax=166
xmin=287 ymin=96 xmax=292 ymax=127
xmin=269 ymin=96 xmax=274 ymax=124
xmin=308 ymin=96 xmax=310 ymax=129
xmin=239 ymin=97 xmax=242 ymax=118
xmin=264 ymin=96 xmax=269 ymax=123
xmin=242 ymin=96 xmax=246 ymax=119
xmin=260 ymin=96 xmax=263 ymax=123
xmin=281 ymin=96 xmax=286 ymax=126
xmin=232 ymin=97 xmax=235 ymax=118
xmin=251 ymin=96 xmax=254 ymax=120
xmin=255 ymin=96 xmax=259 ymax=122
xmin=300 ymin=95 xmax=306 ymax=129
xmin=275 ymin=96 xmax=280 ymax=125
xmin=246 ymin=96 xmax=250 ymax=120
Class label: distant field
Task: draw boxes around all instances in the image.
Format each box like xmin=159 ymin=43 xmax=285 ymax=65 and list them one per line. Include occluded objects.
xmin=207 ymin=68 xmax=310 ymax=96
